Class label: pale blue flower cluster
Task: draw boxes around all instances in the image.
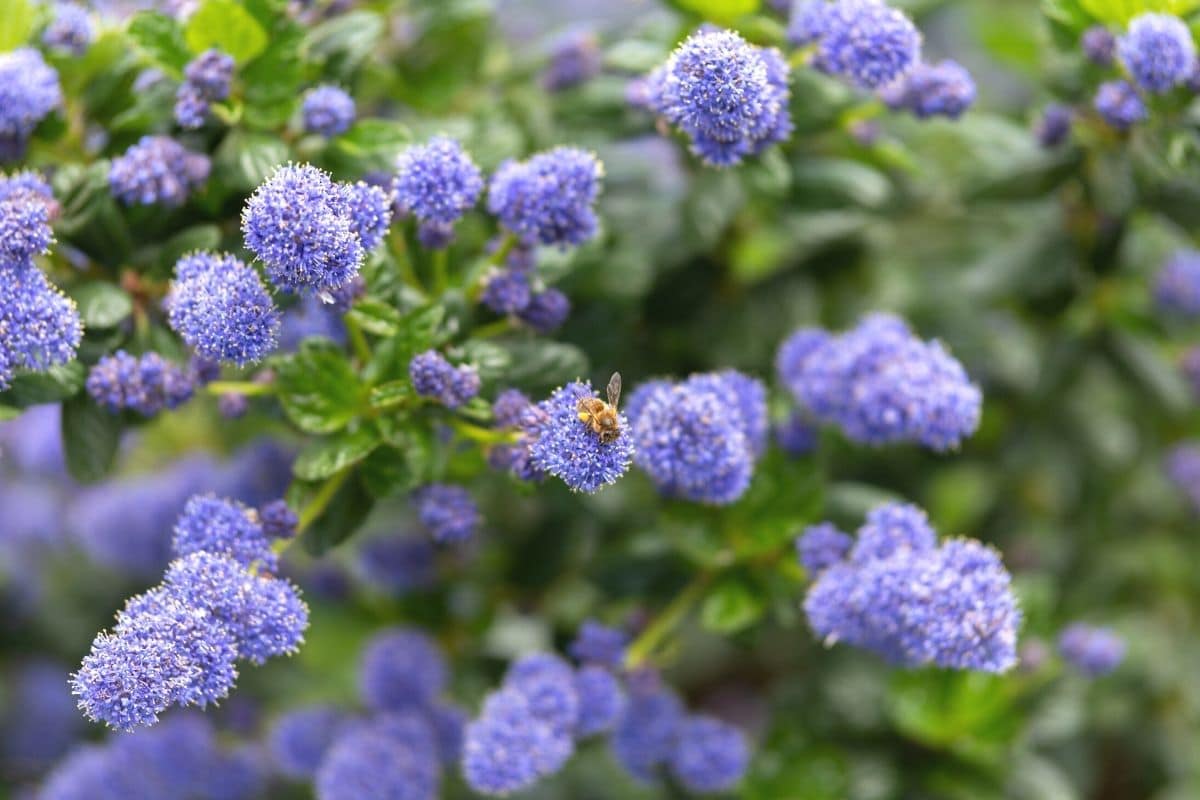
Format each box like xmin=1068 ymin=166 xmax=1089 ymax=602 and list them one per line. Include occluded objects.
xmin=629 ymin=370 xmax=767 ymax=504
xmin=519 ymin=380 xmax=635 ymax=493
xmin=880 ymin=59 xmax=976 ymax=119
xmin=175 ymin=49 xmax=234 ymax=128
xmin=356 ymin=533 xmax=437 ymax=595
xmin=803 ymin=502 xmax=1021 ymax=672
xmin=408 ymin=349 xmax=481 ymax=408
xmin=488 ymin=147 xmax=603 ymax=247
xmin=0 ymin=176 xmax=80 ymax=390
xmin=394 ymin=136 xmax=483 ymax=248
xmin=642 ymin=29 xmax=792 ymax=166
xmin=1094 ymin=80 xmax=1147 ymax=130
xmin=812 ymin=0 xmax=921 ymax=90
xmin=776 ymin=314 xmax=982 ymax=450
xmin=1058 ymin=623 xmax=1125 ymax=677
xmin=1036 ymin=103 xmax=1073 ymax=147
xmin=1082 ymin=25 xmax=1116 ymax=66
xmin=109 ymin=135 xmax=211 ymax=206
xmin=0 ymin=48 xmax=62 ymax=161
xmin=85 ymin=351 xmax=196 ymax=416
xmin=302 ymin=85 xmax=356 ymax=137
xmin=1118 ymin=13 xmax=1195 ymax=94
xmin=168 ymin=252 xmax=280 ymax=366
xmin=543 ymin=31 xmax=602 ymax=91
xmin=43 ymin=3 xmax=94 ymax=56
xmin=72 ymin=496 xmax=309 ymax=730
xmin=1154 ymin=249 xmax=1200 ymax=318
xmin=411 ymin=483 xmax=480 ymax=544
xmin=243 ymin=164 xmax=385 ymax=295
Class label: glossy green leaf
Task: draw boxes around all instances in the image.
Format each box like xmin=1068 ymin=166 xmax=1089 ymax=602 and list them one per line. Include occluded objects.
xmin=294 ymin=471 xmax=375 ymax=555
xmin=701 ymin=577 xmax=765 ymax=634
xmin=70 ymin=283 xmax=133 ymax=329
xmin=0 ymin=0 xmax=35 ymax=51
xmin=127 ymin=11 xmax=191 ymax=75
xmin=293 ymin=426 xmax=381 ymax=481
xmin=0 ymin=363 xmax=85 ymax=407
xmin=184 ymin=0 xmax=269 ymax=62
xmin=273 ymin=339 xmax=363 ymax=434
xmin=61 ymin=394 xmax=122 ymax=483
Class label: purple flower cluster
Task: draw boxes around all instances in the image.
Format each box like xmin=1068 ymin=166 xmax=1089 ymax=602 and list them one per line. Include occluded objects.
xmin=1154 ymin=249 xmax=1200 ymax=318
xmin=1035 ymin=103 xmax=1073 ymax=148
xmin=109 ymin=135 xmax=211 ymax=206
xmin=1118 ymin=13 xmax=1195 ymax=94
xmin=394 ymin=137 xmax=483 ymax=248
xmin=787 ymin=0 xmax=827 ymax=46
xmin=803 ymin=502 xmax=1021 ymax=672
xmin=169 ymin=252 xmax=280 ymax=366
xmin=0 ymin=48 xmax=62 ymax=161
xmin=302 ymin=85 xmax=356 ymax=138
xmin=879 ymin=59 xmax=976 ymax=120
xmin=269 ymin=705 xmax=350 ymax=779
xmin=0 ymin=183 xmax=81 ymax=390
xmin=515 ymin=380 xmax=635 ymax=493
xmin=259 ymin=498 xmax=298 ymax=540
xmin=488 ymin=147 xmax=603 ymax=247
xmin=359 ymin=628 xmax=448 ymax=713
xmin=1094 ymin=79 xmax=1146 ymax=130
xmin=543 ymin=31 xmax=602 ymax=91
xmin=43 ymin=3 xmax=94 ymax=56
xmin=569 ymin=619 xmax=629 ymax=668
xmin=409 ymin=349 xmax=481 ymax=408
xmin=315 ymin=714 xmax=440 ymax=800
xmin=776 ymin=314 xmax=982 ymax=451
xmin=641 ymin=29 xmax=791 ymax=166
xmin=71 ymin=495 xmax=308 ymax=730
xmin=356 ymin=533 xmax=437 ymax=595
xmin=1057 ymin=623 xmax=1125 ymax=677
xmin=1082 ymin=25 xmax=1116 ymax=66
xmin=1164 ymin=442 xmax=1200 ymax=512
xmin=243 ymin=164 xmax=383 ymax=295
xmin=628 ymin=370 xmax=767 ymax=504
xmin=479 ymin=260 xmax=573 ymax=331
xmin=812 ymin=0 xmax=922 ymax=90
xmin=85 ymin=351 xmax=196 ymax=416
xmin=40 ymin=714 xmax=266 ymax=800
xmin=411 ymin=483 xmax=480 ymax=544
xmin=175 ymin=49 xmax=234 ymax=128
xmin=341 ymin=180 xmax=394 ymax=251
xmin=796 ymin=522 xmax=853 ymax=573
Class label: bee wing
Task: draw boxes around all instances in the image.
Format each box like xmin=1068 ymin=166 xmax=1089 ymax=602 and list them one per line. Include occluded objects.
xmin=607 ymin=372 xmax=622 ymax=409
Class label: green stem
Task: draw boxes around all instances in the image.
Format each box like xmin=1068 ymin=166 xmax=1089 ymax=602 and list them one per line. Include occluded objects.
xmin=296 ymin=468 xmax=351 ymax=534
xmin=345 ymin=314 xmax=372 ymax=364
xmin=205 ymin=380 xmax=275 ymax=396
xmin=391 ymin=229 xmax=426 ymax=295
xmin=488 ymin=233 xmax=517 ymax=266
xmin=432 ymin=248 xmax=449 ymax=295
xmin=472 ymin=318 xmax=515 ymax=340
xmin=450 ymin=418 xmax=517 ymax=445
xmin=624 ymin=572 xmax=715 ymax=669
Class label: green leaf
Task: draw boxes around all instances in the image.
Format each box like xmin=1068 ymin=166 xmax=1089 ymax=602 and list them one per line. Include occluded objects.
xmin=215 ymin=130 xmax=289 ymax=191
xmin=346 ymin=297 xmax=402 ymax=337
xmin=368 ymin=380 xmax=412 ymax=411
xmin=61 ymin=394 xmax=122 ymax=483
xmin=0 ymin=405 xmax=19 ymax=421
xmin=127 ymin=12 xmax=191 ymax=75
xmin=273 ymin=339 xmax=363 ymax=433
xmin=459 ymin=340 xmax=512 ymax=383
xmin=362 ymin=304 xmax=446 ymax=385
xmin=700 ymin=577 xmax=765 ymax=634
xmin=241 ymin=28 xmax=304 ymax=130
xmin=293 ymin=427 xmax=381 ymax=481
xmin=0 ymin=363 xmax=85 ymax=407
xmin=303 ymin=10 xmax=384 ymax=74
xmin=54 ymin=162 xmax=134 ymax=267
xmin=0 ymin=0 xmax=34 ymax=51
xmin=156 ymin=225 xmax=223 ymax=275
xmin=70 ymin=282 xmax=133 ymax=329
xmin=184 ymin=0 xmax=269 ymax=63
xmin=333 ymin=120 xmax=411 ymax=156
xmin=294 ymin=471 xmax=375 ymax=555
xmin=497 ymin=341 xmax=589 ymax=391
xmin=359 ymin=443 xmax=421 ymax=498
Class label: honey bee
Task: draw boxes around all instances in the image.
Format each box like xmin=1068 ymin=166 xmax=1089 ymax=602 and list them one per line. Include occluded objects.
xmin=577 ymin=372 xmax=622 ymax=444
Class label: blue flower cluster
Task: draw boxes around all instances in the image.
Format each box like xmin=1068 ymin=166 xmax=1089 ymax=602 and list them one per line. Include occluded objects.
xmin=0 ymin=180 xmax=81 ymax=390
xmin=628 ymin=370 xmax=767 ymax=504
xmin=408 ymin=349 xmax=481 ymax=408
xmin=302 ymin=85 xmax=356 ymax=138
xmin=269 ymin=705 xmax=350 ymax=780
xmin=1057 ymin=623 xmax=1125 ymax=677
xmin=543 ymin=31 xmax=602 ymax=92
xmin=108 ymin=135 xmax=211 ymax=206
xmin=86 ymin=351 xmax=196 ymax=416
xmin=175 ymin=49 xmax=235 ymax=129
xmin=0 ymin=48 xmax=62 ymax=161
xmin=71 ymin=495 xmax=308 ymax=730
xmin=355 ymin=533 xmax=437 ymax=596
xmin=516 ymin=380 xmax=635 ymax=493
xmin=1154 ymin=249 xmax=1200 ymax=318
xmin=787 ymin=0 xmax=827 ymax=46
xmin=803 ymin=502 xmax=1021 ymax=672
xmin=394 ymin=136 xmax=484 ymax=248
xmin=776 ymin=313 xmax=982 ymax=450
xmin=242 ymin=164 xmax=388 ymax=295
xmin=488 ymin=147 xmax=604 ymax=247
xmin=168 ymin=252 xmax=280 ymax=366
xmin=796 ymin=521 xmax=853 ymax=573
xmin=342 ymin=180 xmax=394 ymax=251
xmin=569 ymin=619 xmax=629 ymax=668
xmin=259 ymin=498 xmax=298 ymax=540
xmin=40 ymin=714 xmax=266 ymax=800
xmin=1117 ymin=13 xmax=1195 ymax=94
xmin=1164 ymin=442 xmax=1200 ymax=512
xmin=811 ymin=0 xmax=922 ymax=90
xmin=1082 ymin=25 xmax=1116 ymax=66
xmin=410 ymin=483 xmax=480 ymax=544
xmin=43 ymin=3 xmax=94 ymax=56
xmin=642 ymin=29 xmax=791 ymax=166
xmin=1093 ymin=80 xmax=1146 ymax=130
xmin=879 ymin=59 xmax=976 ymax=120
xmin=480 ymin=261 xmax=573 ymax=332
xmin=1035 ymin=103 xmax=1073 ymax=148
